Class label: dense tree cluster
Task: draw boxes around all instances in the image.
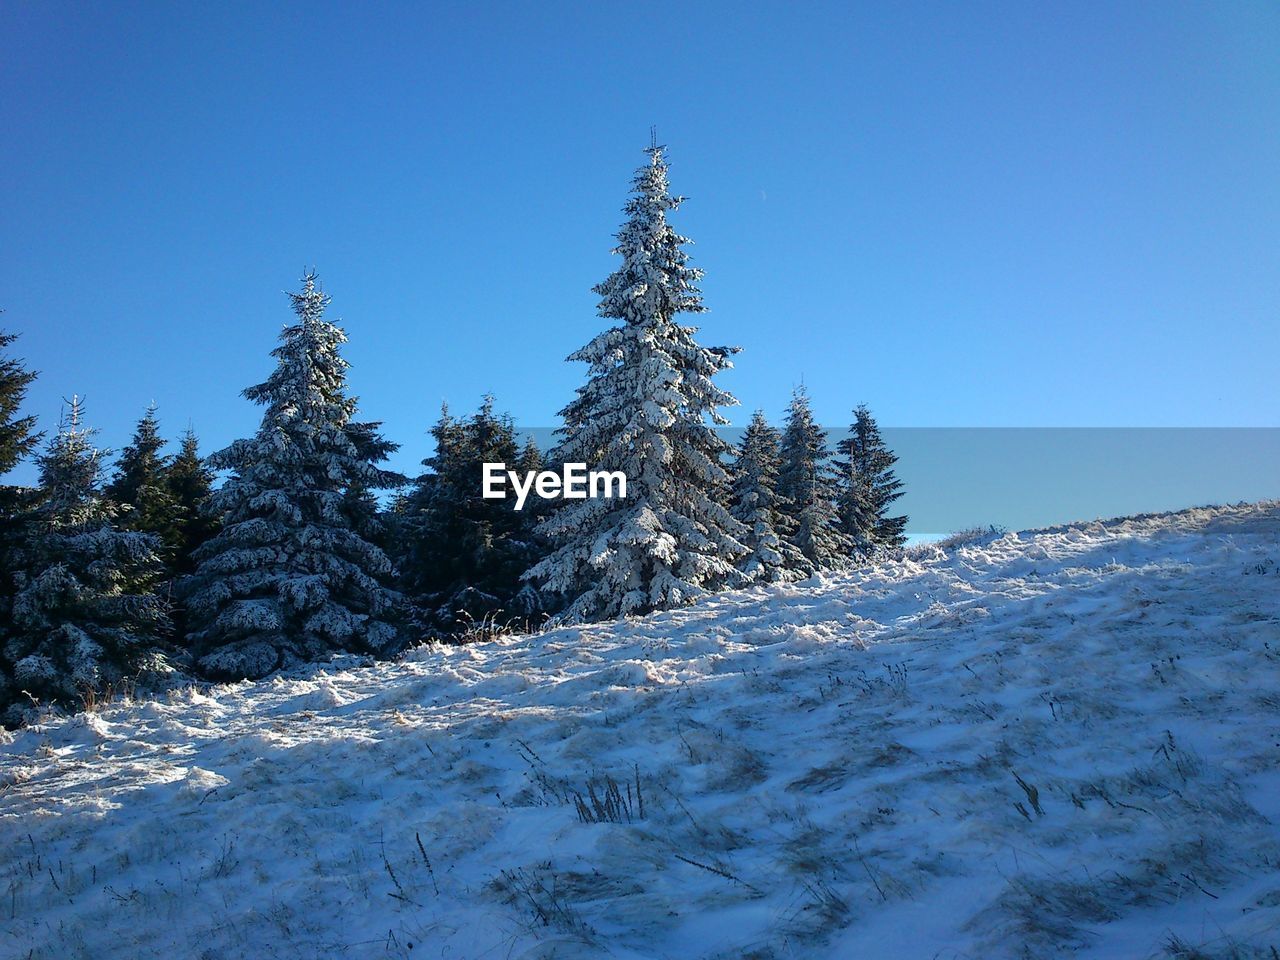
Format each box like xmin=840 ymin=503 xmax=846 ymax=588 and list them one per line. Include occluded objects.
xmin=0 ymin=143 xmax=906 ymax=723
xmin=0 ymin=398 xmax=169 ymax=725
xmin=392 ymin=397 xmax=544 ymax=633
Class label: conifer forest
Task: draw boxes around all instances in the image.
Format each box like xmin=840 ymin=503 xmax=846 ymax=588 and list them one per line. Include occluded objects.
xmin=0 ymin=146 xmax=908 ymax=724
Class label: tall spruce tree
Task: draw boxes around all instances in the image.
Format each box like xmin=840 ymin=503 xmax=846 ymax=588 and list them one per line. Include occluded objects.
xmin=835 ymin=404 xmax=907 ymax=554
xmin=730 ymin=411 xmax=807 ymax=583
xmin=182 ymin=272 xmax=404 ymax=680
xmin=525 ymin=143 xmax=747 ymax=621
xmin=396 ymin=397 xmax=544 ymax=632
xmin=1 ymin=398 xmax=168 ymax=724
xmin=777 ymin=388 xmax=849 ymax=571
xmin=106 ymin=405 xmax=180 ymax=549
xmin=165 ymin=429 xmax=219 ymax=576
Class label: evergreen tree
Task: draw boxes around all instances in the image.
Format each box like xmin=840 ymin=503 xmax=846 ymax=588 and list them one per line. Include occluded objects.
xmin=396 ymin=397 xmax=543 ymax=632
xmin=777 ymin=388 xmax=849 ymax=571
xmin=730 ymin=411 xmax=806 ymax=583
xmin=0 ymin=329 xmax=43 ymax=718
xmin=395 ymin=403 xmax=473 ymax=619
xmin=182 ymin=272 xmax=404 ymax=680
xmin=106 ymin=405 xmax=180 ymax=548
xmin=165 ymin=429 xmax=219 ymax=576
xmin=525 ymin=143 xmax=747 ymax=621
xmin=0 ymin=329 xmax=41 ymax=515
xmin=1 ymin=398 xmax=168 ymax=724
xmin=835 ymin=404 xmax=908 ymax=554
xmin=510 ymin=435 xmax=552 ymax=616
xmin=0 ymin=330 xmax=41 ymax=568
xmin=515 ymin=435 xmax=545 ymax=478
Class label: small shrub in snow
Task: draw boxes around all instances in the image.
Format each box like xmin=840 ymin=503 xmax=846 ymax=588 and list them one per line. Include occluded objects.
xmin=573 ymin=770 xmax=643 ymax=824
xmin=495 ymin=865 xmax=595 ymax=940
xmin=936 ymin=524 xmax=1007 ymax=551
xmin=444 ymin=609 xmax=547 ymax=646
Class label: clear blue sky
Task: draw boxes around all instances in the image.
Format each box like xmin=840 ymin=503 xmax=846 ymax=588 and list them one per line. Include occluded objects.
xmin=1 ymin=1 xmax=1277 ymax=485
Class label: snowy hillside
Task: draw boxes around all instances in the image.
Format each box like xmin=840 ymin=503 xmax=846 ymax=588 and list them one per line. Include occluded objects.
xmin=4 ymin=502 xmax=1280 ymax=959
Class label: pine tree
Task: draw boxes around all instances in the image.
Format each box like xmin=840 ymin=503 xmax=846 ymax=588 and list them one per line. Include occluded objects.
xmin=106 ymin=405 xmax=180 ymax=549
xmin=777 ymin=388 xmax=849 ymax=571
xmin=510 ymin=435 xmax=550 ymax=616
xmin=0 ymin=329 xmax=41 ymax=516
xmin=165 ymin=429 xmax=219 ymax=576
xmin=0 ymin=329 xmax=43 ymax=719
xmin=730 ymin=411 xmax=807 ymax=583
xmin=0 ymin=330 xmax=41 ymax=571
xmin=525 ymin=143 xmax=747 ymax=622
xmin=1 ymin=398 xmax=168 ymax=724
xmin=395 ymin=403 xmax=472 ymax=620
xmin=835 ymin=404 xmax=907 ymax=554
xmin=396 ymin=397 xmax=543 ymax=631
xmin=182 ymin=272 xmax=404 ymax=680
xmin=515 ymin=435 xmax=545 ymax=479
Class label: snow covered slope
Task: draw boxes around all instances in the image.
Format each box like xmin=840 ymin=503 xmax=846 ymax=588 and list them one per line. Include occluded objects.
xmin=4 ymin=502 xmax=1280 ymax=960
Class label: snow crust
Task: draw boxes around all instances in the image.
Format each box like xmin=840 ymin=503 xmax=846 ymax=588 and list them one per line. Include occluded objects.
xmin=3 ymin=502 xmax=1280 ymax=959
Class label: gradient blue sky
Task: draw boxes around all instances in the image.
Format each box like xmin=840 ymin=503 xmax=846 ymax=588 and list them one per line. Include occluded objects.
xmin=1 ymin=1 xmax=1277 ymax=484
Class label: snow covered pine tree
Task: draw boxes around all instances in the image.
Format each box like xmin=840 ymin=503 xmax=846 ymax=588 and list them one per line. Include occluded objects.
xmin=835 ymin=404 xmax=907 ymax=555
xmin=1 ymin=398 xmax=168 ymax=725
xmin=183 ymin=272 xmax=404 ymax=680
xmin=730 ymin=410 xmax=807 ymax=582
xmin=525 ymin=143 xmax=747 ymax=621
xmin=777 ymin=387 xmax=850 ymax=572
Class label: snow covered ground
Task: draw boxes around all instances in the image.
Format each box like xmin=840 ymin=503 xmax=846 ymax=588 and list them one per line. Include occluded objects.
xmin=4 ymin=501 xmax=1280 ymax=959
